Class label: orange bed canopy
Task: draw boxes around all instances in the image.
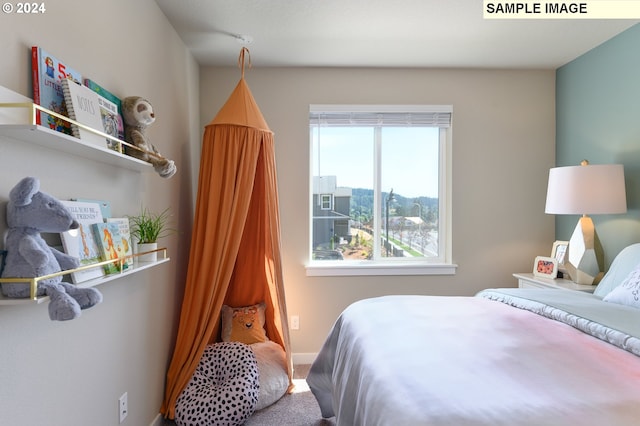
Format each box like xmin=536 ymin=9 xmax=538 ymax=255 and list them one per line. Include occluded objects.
xmin=161 ymin=48 xmax=292 ymax=419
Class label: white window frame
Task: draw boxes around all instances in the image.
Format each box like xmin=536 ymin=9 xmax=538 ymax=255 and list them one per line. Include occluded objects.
xmin=320 ymin=194 xmax=332 ymax=210
xmin=306 ymin=104 xmax=457 ymax=277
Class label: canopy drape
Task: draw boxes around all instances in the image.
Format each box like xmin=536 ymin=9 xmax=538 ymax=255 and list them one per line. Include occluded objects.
xmin=161 ymin=49 xmax=292 ymax=419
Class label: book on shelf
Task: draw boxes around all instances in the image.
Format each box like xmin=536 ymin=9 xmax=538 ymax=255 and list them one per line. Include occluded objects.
xmin=72 ymin=198 xmax=111 ymax=219
xmin=91 ymin=222 xmax=130 ymax=274
xmin=31 ymin=46 xmax=83 ymax=136
xmin=61 ymin=79 xmax=105 ymax=147
xmin=105 ymin=218 xmax=133 ymax=269
xmin=84 ymin=78 xmax=125 ymax=152
xmin=59 ymin=200 xmax=105 ymax=283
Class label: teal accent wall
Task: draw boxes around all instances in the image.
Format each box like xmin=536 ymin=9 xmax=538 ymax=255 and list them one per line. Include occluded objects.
xmin=556 ymin=23 xmax=640 ymax=267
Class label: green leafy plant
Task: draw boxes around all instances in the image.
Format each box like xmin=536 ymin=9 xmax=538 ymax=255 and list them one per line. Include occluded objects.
xmin=128 ymin=207 xmax=174 ymax=244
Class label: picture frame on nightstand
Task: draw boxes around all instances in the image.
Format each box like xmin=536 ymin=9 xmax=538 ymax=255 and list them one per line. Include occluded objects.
xmin=533 ymin=256 xmax=558 ymax=279
xmin=551 ymin=240 xmax=568 ymax=274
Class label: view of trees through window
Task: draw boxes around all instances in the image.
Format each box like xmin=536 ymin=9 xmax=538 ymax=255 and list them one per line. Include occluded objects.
xmin=310 ymin=108 xmax=448 ymax=263
xmin=344 ymin=188 xmax=440 ymax=260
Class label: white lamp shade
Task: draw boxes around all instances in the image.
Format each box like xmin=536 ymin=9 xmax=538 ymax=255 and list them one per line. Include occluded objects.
xmin=545 ymin=164 xmax=627 ymax=215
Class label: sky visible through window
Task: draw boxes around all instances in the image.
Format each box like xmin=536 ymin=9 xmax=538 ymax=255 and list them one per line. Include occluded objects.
xmin=312 ymin=126 xmax=440 ymax=199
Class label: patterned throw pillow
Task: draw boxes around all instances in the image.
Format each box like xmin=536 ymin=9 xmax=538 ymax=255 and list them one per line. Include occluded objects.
xmin=221 ymin=302 xmax=268 ymax=344
xmin=603 ymin=263 xmax=640 ymax=308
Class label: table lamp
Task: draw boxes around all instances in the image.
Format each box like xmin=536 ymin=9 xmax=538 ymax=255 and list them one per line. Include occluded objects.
xmin=545 ymin=160 xmax=626 ymax=285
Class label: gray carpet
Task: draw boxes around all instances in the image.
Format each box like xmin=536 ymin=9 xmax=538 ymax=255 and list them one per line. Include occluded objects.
xmin=163 ymin=364 xmax=336 ymax=426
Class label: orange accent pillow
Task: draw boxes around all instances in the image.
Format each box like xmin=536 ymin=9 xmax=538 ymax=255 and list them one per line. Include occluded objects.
xmin=221 ymin=303 xmax=268 ymax=344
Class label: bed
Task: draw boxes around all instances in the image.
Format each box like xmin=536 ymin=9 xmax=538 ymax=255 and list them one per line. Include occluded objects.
xmin=307 ymin=243 xmax=640 ymax=426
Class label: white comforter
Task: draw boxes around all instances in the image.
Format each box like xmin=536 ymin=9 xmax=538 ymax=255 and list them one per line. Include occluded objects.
xmin=307 ymin=292 xmax=640 ymax=426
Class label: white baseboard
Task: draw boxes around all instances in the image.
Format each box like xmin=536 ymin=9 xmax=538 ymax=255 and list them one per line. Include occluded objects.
xmin=150 ymin=413 xmax=163 ymax=426
xmin=292 ymin=352 xmax=318 ymax=364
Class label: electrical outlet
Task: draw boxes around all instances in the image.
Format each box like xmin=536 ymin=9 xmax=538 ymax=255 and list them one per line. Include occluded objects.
xmin=291 ymin=315 xmax=300 ymax=330
xmin=119 ymin=392 xmax=128 ymax=423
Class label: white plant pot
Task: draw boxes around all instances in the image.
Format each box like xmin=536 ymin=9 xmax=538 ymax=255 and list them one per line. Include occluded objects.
xmin=136 ymin=242 xmax=158 ymax=263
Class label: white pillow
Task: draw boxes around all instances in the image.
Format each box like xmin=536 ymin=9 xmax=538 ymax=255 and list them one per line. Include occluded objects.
xmin=594 ymin=243 xmax=640 ymax=297
xmin=603 ymin=262 xmax=640 ymax=308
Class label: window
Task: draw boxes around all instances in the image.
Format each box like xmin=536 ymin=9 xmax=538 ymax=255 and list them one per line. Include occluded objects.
xmin=320 ymin=194 xmax=332 ymax=210
xmin=307 ymin=105 xmax=455 ymax=276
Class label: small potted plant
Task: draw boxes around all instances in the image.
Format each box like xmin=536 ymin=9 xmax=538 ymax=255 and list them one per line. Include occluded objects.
xmin=129 ymin=207 xmax=173 ymax=262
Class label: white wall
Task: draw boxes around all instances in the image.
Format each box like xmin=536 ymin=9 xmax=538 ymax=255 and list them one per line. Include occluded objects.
xmin=0 ymin=1 xmax=198 ymax=424
xmin=200 ymin=66 xmax=557 ymax=358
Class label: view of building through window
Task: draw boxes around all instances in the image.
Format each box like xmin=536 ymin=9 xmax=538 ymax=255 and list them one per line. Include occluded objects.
xmin=310 ymin=107 xmax=449 ymax=263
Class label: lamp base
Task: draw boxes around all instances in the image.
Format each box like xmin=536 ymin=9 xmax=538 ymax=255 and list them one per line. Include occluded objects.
xmin=565 ymin=216 xmax=604 ymax=285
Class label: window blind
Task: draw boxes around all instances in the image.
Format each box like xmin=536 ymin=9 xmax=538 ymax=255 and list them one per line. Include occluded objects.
xmin=309 ymin=106 xmax=452 ymax=128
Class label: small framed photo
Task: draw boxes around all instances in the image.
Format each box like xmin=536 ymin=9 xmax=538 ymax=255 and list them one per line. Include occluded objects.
xmin=551 ymin=240 xmax=568 ymax=273
xmin=533 ymin=256 xmax=558 ymax=279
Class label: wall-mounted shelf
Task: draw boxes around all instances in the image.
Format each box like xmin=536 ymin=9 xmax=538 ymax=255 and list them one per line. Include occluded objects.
xmin=0 ymin=101 xmax=169 ymax=172
xmin=0 ymin=248 xmax=170 ymax=306
xmin=0 ymin=123 xmax=152 ymax=172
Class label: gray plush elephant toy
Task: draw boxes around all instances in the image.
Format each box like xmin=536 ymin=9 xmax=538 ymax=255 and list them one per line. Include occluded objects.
xmin=1 ymin=177 xmax=103 ymax=320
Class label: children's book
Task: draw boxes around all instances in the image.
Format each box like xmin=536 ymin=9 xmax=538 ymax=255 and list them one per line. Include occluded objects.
xmin=31 ymin=46 xmax=83 ymax=135
xmin=59 ymin=200 xmax=105 ymax=283
xmin=61 ymin=79 xmax=105 ymax=147
xmin=91 ymin=222 xmax=127 ymax=274
xmin=72 ymin=198 xmax=111 ymax=219
xmin=83 ymin=78 xmax=125 ymax=151
xmin=105 ymin=218 xmax=133 ymax=269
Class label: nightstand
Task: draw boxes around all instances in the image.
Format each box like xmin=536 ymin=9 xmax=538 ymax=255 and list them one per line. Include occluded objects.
xmin=513 ymin=273 xmax=596 ymax=293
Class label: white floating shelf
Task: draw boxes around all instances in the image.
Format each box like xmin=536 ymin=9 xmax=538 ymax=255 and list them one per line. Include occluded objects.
xmin=0 ymin=257 xmax=170 ymax=306
xmin=0 ymin=123 xmax=152 ymax=172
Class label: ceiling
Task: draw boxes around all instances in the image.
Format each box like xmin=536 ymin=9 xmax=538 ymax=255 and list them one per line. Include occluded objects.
xmin=155 ymin=0 xmax=638 ymax=69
